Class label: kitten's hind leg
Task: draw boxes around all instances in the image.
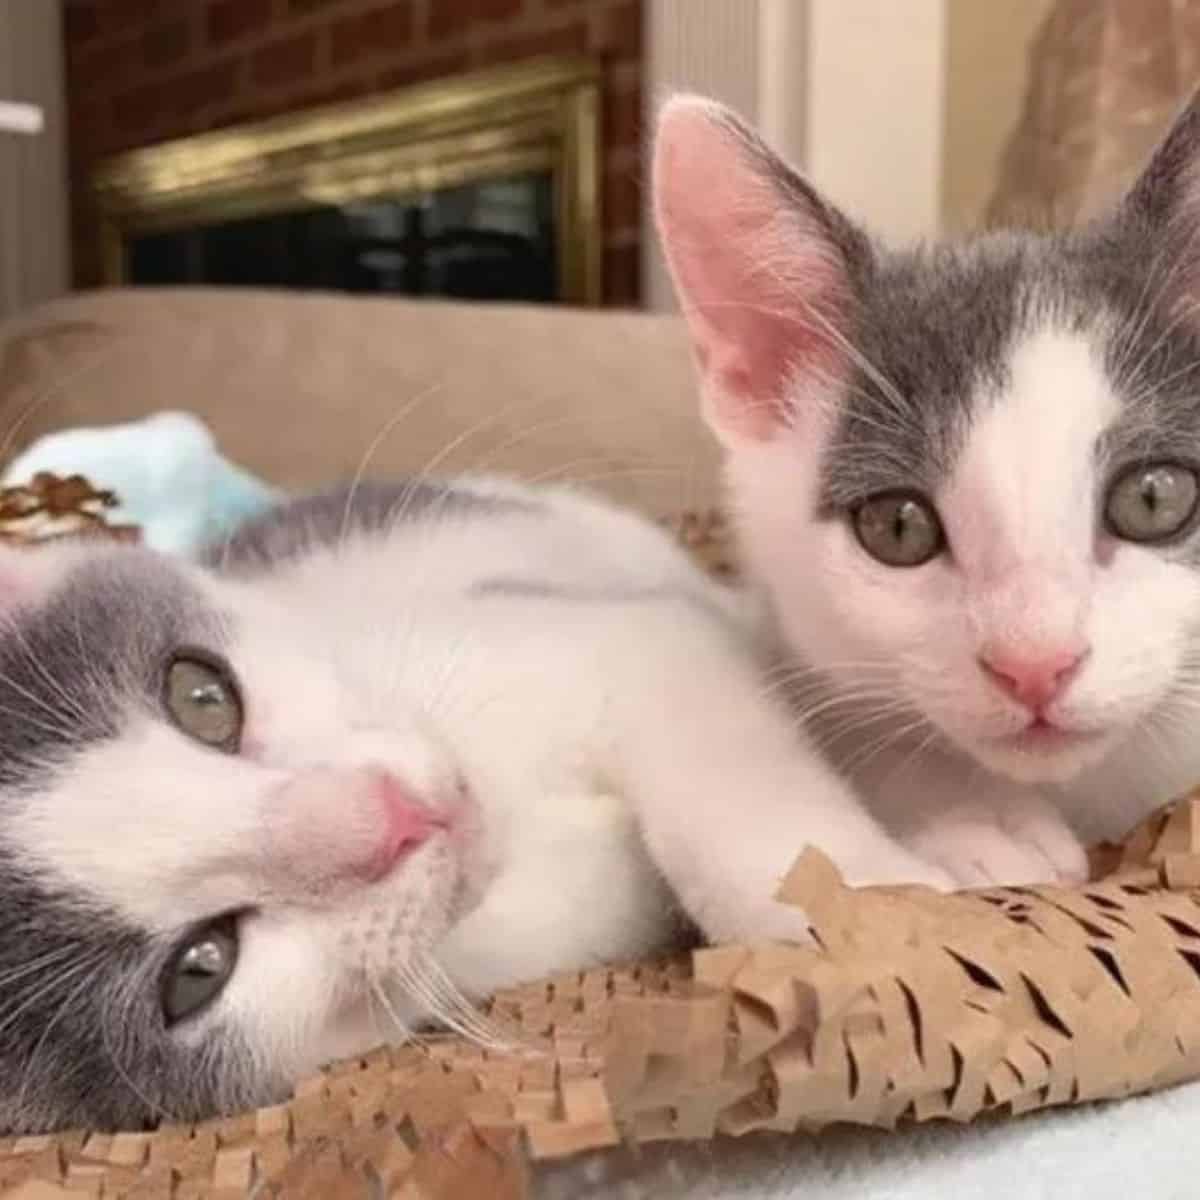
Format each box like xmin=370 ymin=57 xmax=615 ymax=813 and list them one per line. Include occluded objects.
xmin=621 ymin=625 xmax=953 ymax=944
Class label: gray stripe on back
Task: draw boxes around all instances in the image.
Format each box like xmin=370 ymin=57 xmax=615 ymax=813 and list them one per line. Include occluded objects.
xmin=208 ymin=479 xmax=537 ymax=574
xmin=472 ymin=573 xmax=749 ymax=642
xmin=472 ymin=577 xmax=671 ymax=604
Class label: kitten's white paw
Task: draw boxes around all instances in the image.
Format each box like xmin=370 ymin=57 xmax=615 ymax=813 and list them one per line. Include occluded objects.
xmin=903 ymin=794 xmax=1087 ymax=888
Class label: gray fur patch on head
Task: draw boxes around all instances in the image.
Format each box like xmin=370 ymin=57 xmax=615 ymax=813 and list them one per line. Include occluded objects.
xmin=815 ymin=221 xmax=1200 ymax=513
xmin=0 ymin=851 xmax=261 ymax=1133
xmin=209 ymin=479 xmax=536 ymax=573
xmin=810 ymin=89 xmax=1200 ymax=514
xmin=701 ymin=105 xmax=1055 ymax=507
xmin=0 ymin=552 xmax=223 ymax=788
xmin=1075 ymin=220 xmax=1200 ymax=472
xmin=818 ymin=235 xmax=1030 ymax=508
xmin=0 ymin=550 xmax=263 ymax=1133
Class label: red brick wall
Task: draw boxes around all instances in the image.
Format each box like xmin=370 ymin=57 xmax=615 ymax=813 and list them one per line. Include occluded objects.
xmin=63 ymin=0 xmax=643 ymax=304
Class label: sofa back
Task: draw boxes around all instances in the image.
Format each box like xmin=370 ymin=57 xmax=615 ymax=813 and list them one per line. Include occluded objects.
xmin=0 ymin=288 xmax=721 ymax=516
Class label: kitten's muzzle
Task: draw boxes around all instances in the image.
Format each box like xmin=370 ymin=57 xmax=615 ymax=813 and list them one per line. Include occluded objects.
xmin=260 ymin=765 xmax=451 ymax=898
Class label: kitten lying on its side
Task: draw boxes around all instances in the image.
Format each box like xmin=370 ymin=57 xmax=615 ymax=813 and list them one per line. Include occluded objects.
xmin=654 ymin=87 xmax=1200 ymax=885
xmin=0 ymin=476 xmax=938 ymax=1135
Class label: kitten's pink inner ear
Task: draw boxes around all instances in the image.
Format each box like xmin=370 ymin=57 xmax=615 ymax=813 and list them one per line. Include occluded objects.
xmin=653 ymin=98 xmax=850 ymax=442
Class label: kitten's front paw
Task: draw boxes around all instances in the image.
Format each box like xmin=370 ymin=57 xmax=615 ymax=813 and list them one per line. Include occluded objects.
xmin=903 ymin=795 xmax=1087 ymax=888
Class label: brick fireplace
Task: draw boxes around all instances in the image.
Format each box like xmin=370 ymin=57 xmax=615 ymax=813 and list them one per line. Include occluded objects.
xmin=63 ymin=0 xmax=643 ymax=304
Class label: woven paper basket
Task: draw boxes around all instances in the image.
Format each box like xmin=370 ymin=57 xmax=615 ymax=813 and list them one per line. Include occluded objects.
xmin=4 ymin=478 xmax=1200 ymax=1199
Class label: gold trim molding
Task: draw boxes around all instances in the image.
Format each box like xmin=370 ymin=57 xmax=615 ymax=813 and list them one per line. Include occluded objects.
xmin=92 ymin=56 xmax=603 ymax=305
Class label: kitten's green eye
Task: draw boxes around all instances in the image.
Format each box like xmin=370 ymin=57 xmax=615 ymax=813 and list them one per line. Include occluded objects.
xmin=161 ymin=916 xmax=238 ymax=1026
xmin=1105 ymin=462 xmax=1199 ymax=544
xmin=164 ymin=653 xmax=242 ymax=752
xmin=852 ymin=491 xmax=945 ymax=567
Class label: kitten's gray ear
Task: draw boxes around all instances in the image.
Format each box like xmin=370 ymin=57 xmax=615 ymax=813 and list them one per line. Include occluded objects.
xmin=652 ymin=96 xmax=871 ymax=444
xmin=1116 ymin=89 xmax=1200 ymax=230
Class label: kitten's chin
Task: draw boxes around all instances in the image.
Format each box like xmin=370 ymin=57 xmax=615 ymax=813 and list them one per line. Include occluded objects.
xmin=967 ymin=727 xmax=1115 ymax=785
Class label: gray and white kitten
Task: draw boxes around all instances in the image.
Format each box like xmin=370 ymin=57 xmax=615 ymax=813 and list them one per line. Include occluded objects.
xmin=0 ymin=474 xmax=939 ymax=1135
xmin=654 ymin=87 xmax=1200 ymax=886
xmin=528 ymin=83 xmax=1200 ymax=1200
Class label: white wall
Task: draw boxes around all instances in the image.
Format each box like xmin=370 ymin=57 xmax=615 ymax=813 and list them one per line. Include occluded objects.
xmin=641 ymin=0 xmax=766 ymax=310
xmin=641 ymin=0 xmax=1048 ymax=308
xmin=804 ymin=0 xmax=947 ymax=246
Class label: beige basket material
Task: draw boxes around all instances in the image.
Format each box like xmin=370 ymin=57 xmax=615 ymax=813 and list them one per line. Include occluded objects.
xmin=5 ymin=489 xmax=1200 ymax=1196
xmin=7 ymin=793 xmax=1200 ymax=1198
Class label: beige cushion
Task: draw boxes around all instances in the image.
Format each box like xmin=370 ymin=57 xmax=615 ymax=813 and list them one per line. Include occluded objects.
xmin=0 ymin=288 xmax=720 ymax=517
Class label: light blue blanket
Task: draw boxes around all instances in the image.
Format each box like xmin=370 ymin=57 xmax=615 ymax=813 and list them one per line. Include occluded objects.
xmin=2 ymin=411 xmax=280 ymax=555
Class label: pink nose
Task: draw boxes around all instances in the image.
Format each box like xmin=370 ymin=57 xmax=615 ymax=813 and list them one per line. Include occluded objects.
xmin=264 ymin=766 xmax=444 ymax=892
xmin=978 ymin=643 xmax=1088 ymax=712
xmin=359 ymin=769 xmax=443 ymax=883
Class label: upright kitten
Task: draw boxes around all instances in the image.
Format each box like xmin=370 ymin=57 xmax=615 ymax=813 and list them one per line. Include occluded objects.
xmin=654 ymin=90 xmax=1200 ymax=884
xmin=0 ymin=475 xmax=941 ymax=1134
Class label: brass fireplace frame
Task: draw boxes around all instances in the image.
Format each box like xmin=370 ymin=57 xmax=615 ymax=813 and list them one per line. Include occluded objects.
xmin=92 ymin=56 xmax=603 ymax=304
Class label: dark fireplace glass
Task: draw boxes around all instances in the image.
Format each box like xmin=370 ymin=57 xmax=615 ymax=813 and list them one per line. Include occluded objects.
xmin=127 ymin=171 xmax=558 ymax=302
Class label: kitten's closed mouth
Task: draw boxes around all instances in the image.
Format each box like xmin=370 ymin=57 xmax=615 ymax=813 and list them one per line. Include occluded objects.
xmin=1000 ymin=719 xmax=1101 ymax=755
